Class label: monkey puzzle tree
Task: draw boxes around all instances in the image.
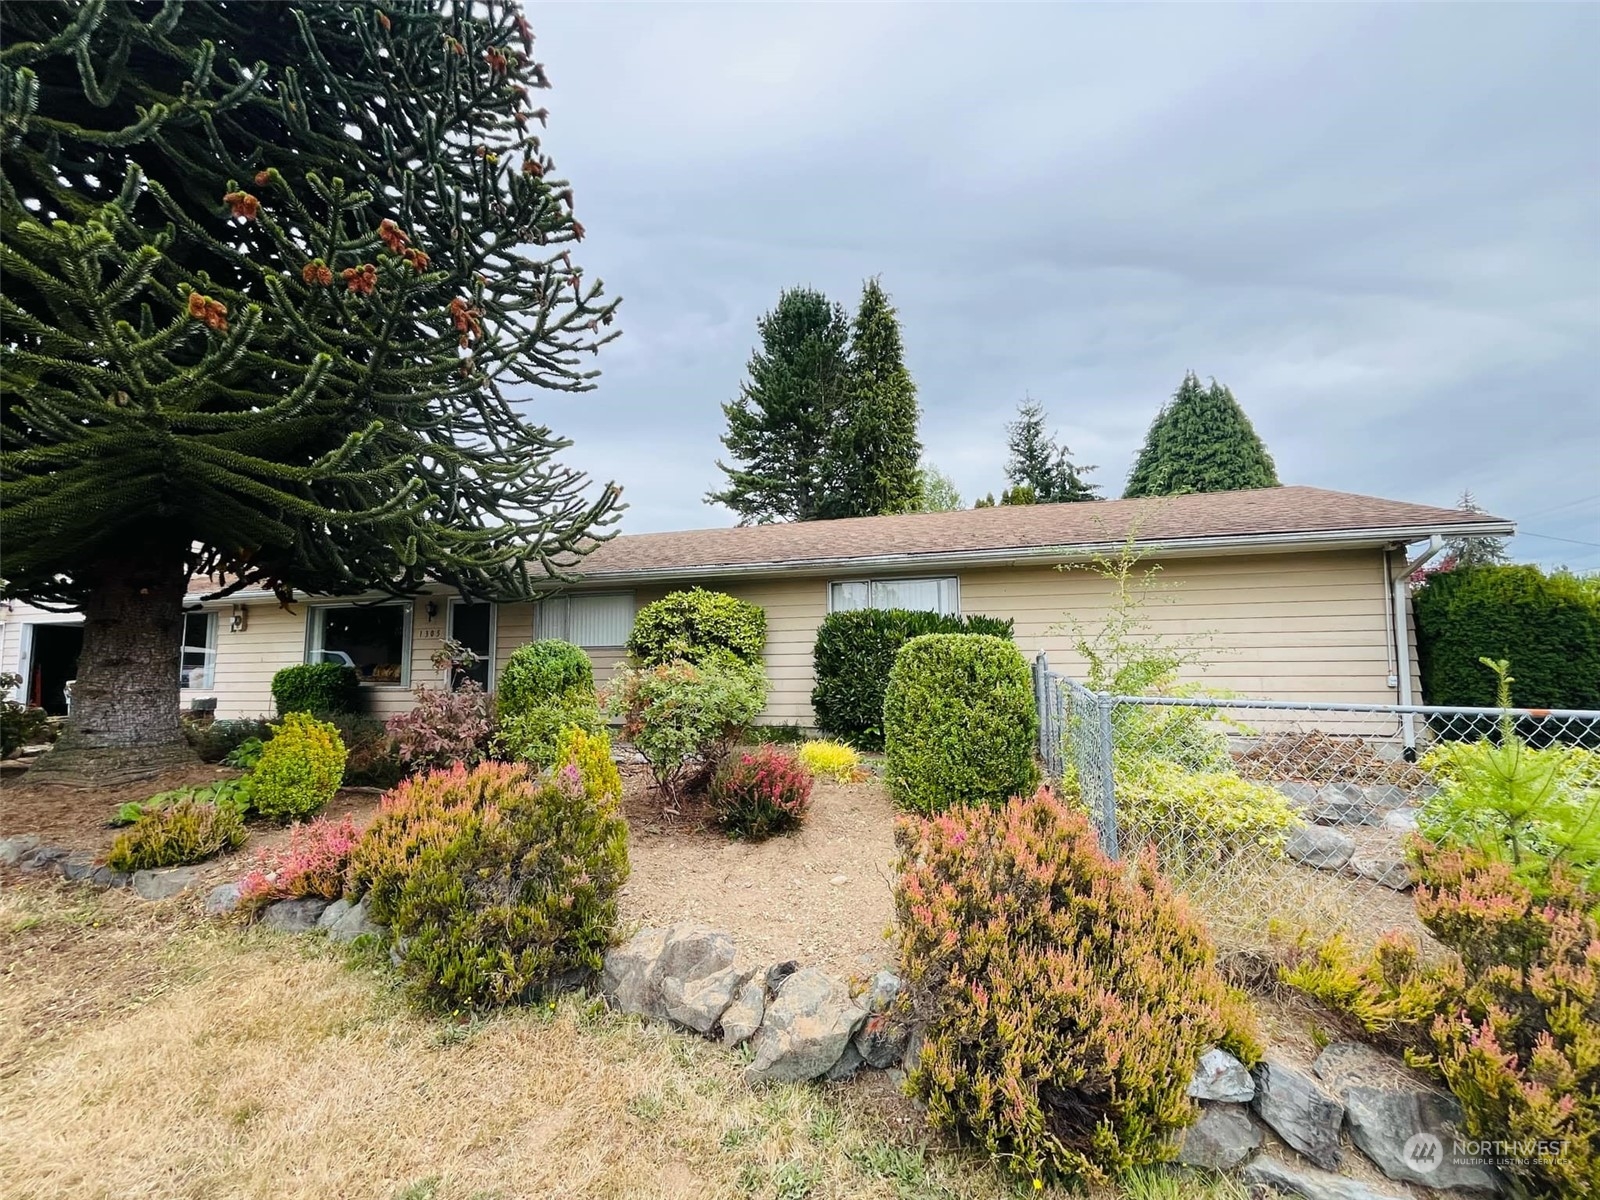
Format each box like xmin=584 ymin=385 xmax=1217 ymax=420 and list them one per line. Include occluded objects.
xmin=0 ymin=1 xmax=619 ymax=780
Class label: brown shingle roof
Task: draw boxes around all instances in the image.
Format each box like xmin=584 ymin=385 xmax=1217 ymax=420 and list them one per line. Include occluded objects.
xmin=563 ymin=487 xmax=1512 ymax=582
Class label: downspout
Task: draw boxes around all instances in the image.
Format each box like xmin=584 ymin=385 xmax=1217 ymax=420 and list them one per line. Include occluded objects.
xmin=1390 ymin=536 xmax=1445 ymax=759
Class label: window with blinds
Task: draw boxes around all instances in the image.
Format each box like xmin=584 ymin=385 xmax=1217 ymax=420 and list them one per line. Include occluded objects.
xmin=535 ymin=592 xmax=635 ymax=647
xmin=828 ymin=577 xmax=958 ymax=616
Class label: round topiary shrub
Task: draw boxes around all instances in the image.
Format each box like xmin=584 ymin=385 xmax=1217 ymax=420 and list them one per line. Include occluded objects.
xmin=251 ymin=712 xmax=348 ymax=821
xmin=492 ymin=692 xmax=602 ymax=770
xmin=811 ymin=608 xmax=1015 ymax=749
xmin=271 ymin=662 xmax=362 ymax=716
xmin=883 ymin=633 xmax=1038 ymax=813
xmin=497 ymin=639 xmax=594 ymax=719
xmin=895 ymin=787 xmax=1261 ymax=1187
xmin=385 ymin=760 xmax=630 ymax=1008
xmin=709 ymin=744 xmax=814 ymax=839
xmin=627 ymin=588 xmax=766 ymax=668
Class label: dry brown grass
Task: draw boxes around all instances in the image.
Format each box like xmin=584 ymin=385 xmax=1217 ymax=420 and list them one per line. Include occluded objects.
xmin=0 ymin=881 xmax=1056 ymax=1200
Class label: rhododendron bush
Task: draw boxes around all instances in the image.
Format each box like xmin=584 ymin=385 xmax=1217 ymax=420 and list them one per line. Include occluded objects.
xmin=893 ymin=785 xmax=1260 ymax=1187
xmin=237 ymin=815 xmax=362 ymax=913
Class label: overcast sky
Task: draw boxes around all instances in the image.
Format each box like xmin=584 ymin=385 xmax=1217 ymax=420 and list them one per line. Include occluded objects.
xmin=520 ymin=2 xmax=1599 ymax=569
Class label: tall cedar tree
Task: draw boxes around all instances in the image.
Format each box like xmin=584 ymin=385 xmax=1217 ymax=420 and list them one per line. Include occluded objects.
xmin=709 ymin=287 xmax=849 ymax=523
xmin=828 ymin=277 xmax=921 ymax=518
xmin=1123 ymin=372 xmax=1279 ymax=498
xmin=1003 ymin=398 xmax=1098 ymax=503
xmin=1 ymin=2 xmax=618 ymax=778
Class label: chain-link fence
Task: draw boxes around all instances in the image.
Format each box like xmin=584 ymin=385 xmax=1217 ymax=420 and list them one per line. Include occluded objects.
xmin=1033 ymin=653 xmax=1600 ymax=956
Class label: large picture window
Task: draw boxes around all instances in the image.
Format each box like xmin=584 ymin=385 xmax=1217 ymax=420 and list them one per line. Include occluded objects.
xmin=829 ymin=576 xmax=958 ymax=617
xmin=309 ymin=603 xmax=409 ymax=685
xmin=180 ymin=612 xmax=217 ymax=690
xmin=534 ymin=592 xmax=634 ymax=648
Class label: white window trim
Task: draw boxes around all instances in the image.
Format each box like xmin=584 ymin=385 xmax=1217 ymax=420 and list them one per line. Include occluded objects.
xmin=180 ymin=610 xmax=219 ymax=691
xmin=304 ymin=600 xmax=413 ymax=688
xmin=826 ymin=575 xmax=961 ymax=616
xmin=535 ymin=590 xmax=635 ymax=649
xmin=447 ymin=597 xmax=498 ymax=692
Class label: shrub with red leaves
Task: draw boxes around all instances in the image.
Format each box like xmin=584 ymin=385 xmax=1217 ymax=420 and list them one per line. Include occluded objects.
xmin=237 ymin=815 xmax=362 ymax=914
xmin=708 ymin=745 xmax=813 ymax=840
xmin=894 ymin=785 xmax=1260 ymax=1188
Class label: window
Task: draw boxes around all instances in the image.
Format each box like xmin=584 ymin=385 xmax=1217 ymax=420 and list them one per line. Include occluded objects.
xmin=180 ymin=612 xmax=217 ymax=690
xmin=535 ymin=592 xmax=634 ymax=647
xmin=308 ymin=603 xmax=409 ymax=685
xmin=829 ymin=576 xmax=958 ymax=616
xmin=448 ymin=600 xmax=495 ymax=691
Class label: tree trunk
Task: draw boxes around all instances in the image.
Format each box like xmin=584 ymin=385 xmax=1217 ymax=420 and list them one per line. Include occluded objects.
xmin=27 ymin=555 xmax=197 ymax=785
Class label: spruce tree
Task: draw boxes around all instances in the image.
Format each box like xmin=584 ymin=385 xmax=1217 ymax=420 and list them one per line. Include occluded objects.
xmin=1446 ymin=490 xmax=1511 ymax=568
xmin=827 ymin=277 xmax=921 ymax=518
xmin=1123 ymin=372 xmax=1280 ymax=498
xmin=1003 ymin=398 xmax=1098 ymax=503
xmin=709 ymin=287 xmax=849 ymax=523
xmin=1 ymin=2 xmax=619 ymax=779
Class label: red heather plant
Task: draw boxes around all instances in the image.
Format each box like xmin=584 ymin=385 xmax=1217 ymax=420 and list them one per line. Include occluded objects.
xmin=894 ymin=786 xmax=1261 ymax=1188
xmin=237 ymin=815 xmax=361 ymax=913
xmin=1282 ymin=843 xmax=1598 ymax=1198
xmin=347 ymin=761 xmax=526 ymax=924
xmin=708 ymin=744 xmax=813 ymax=840
xmin=385 ymin=681 xmax=492 ymax=774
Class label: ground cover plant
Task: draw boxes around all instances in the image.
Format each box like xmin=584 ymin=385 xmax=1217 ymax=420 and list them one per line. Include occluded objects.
xmin=104 ymin=799 xmax=249 ymax=871
xmin=797 ymin=738 xmax=863 ymax=783
xmin=237 ymin=816 xmax=363 ymax=914
xmin=895 ymin=786 xmax=1260 ymax=1187
xmin=882 ymin=633 xmax=1037 ymax=813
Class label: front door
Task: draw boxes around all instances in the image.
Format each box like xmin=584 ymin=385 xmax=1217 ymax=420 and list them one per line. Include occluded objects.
xmin=448 ymin=601 xmax=494 ymax=691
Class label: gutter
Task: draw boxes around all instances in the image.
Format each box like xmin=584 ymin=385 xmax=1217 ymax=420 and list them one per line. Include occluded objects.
xmin=1389 ymin=535 xmax=1447 ymax=758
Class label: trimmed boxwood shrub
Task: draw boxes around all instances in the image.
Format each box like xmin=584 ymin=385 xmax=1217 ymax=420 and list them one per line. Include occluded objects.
xmin=1415 ymin=564 xmax=1600 ymax=712
xmin=627 ymin=587 xmax=766 ymax=668
xmin=497 ymin=639 xmax=594 ymax=718
xmin=894 ymin=788 xmax=1260 ymax=1187
xmin=811 ymin=609 xmax=1014 ymax=749
xmin=251 ymin=712 xmax=348 ymax=821
xmin=883 ymin=633 xmax=1038 ymax=813
xmin=271 ymin=662 xmax=362 ymax=717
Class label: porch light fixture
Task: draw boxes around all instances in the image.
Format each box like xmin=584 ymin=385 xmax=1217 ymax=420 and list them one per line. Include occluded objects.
xmin=230 ymin=604 xmax=249 ymax=633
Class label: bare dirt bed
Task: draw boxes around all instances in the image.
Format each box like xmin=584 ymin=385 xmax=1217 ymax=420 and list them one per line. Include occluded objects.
xmin=618 ymin=765 xmax=899 ymax=978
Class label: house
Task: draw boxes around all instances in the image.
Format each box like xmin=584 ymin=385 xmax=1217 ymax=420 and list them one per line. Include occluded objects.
xmin=0 ymin=487 xmax=1514 ymax=729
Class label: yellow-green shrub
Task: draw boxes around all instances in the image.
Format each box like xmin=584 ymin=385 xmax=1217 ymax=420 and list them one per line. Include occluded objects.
xmin=895 ymin=787 xmax=1260 ymax=1187
xmin=1114 ymin=760 xmax=1300 ymax=859
xmin=105 ymin=799 xmax=248 ymax=871
xmin=251 ymin=712 xmax=347 ymax=821
xmin=796 ymin=739 xmax=861 ymax=783
xmin=553 ymin=725 xmax=622 ymax=805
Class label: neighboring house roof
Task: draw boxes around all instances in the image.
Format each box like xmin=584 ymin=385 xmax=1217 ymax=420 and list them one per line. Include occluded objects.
xmin=558 ymin=487 xmax=1514 ymax=585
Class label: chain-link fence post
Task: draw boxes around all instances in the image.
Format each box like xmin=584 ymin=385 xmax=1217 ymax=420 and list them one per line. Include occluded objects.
xmin=1033 ymin=651 xmax=1049 ymax=764
xmin=1095 ymin=690 xmax=1120 ymax=860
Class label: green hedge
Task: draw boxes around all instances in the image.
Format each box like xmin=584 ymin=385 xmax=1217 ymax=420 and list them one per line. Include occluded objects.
xmin=271 ymin=662 xmax=361 ymax=716
xmin=1414 ymin=565 xmax=1600 ymax=711
xmin=627 ymin=588 xmax=766 ymax=668
xmin=497 ymin=639 xmax=594 ymax=720
xmin=812 ymin=609 xmax=1015 ymax=749
xmin=883 ymin=633 xmax=1038 ymax=813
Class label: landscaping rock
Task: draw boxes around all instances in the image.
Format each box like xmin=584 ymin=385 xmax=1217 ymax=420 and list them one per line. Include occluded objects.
xmin=0 ymin=835 xmax=41 ymax=867
xmin=1188 ymin=1047 xmax=1255 ymax=1102
xmin=600 ymin=923 xmax=740 ymax=1029
xmin=1285 ymin=825 xmax=1356 ymax=871
xmin=764 ymin=959 xmax=800 ymax=993
xmin=1176 ymin=1103 xmax=1261 ymax=1171
xmin=1276 ymin=782 xmax=1321 ymax=809
xmin=204 ymin=882 xmax=243 ymax=916
xmin=1351 ymin=854 xmax=1412 ymax=892
xmin=746 ymin=967 xmax=867 ymax=1083
xmin=719 ymin=977 xmax=766 ymax=1048
xmin=825 ymin=1041 xmax=864 ymax=1081
xmin=662 ymin=962 xmax=753 ymax=1035
xmin=1310 ymin=783 xmax=1375 ymax=826
xmin=1241 ymin=1154 xmax=1407 ymax=1200
xmin=19 ymin=844 xmax=70 ymax=872
xmin=59 ymin=852 xmax=100 ymax=882
xmin=132 ymin=864 xmax=206 ymax=900
xmin=601 ymin=926 xmax=674 ymax=1013
xmin=317 ymin=898 xmax=353 ymax=929
xmin=325 ymin=896 xmax=384 ymax=944
xmin=1380 ymin=808 xmax=1419 ymax=834
xmin=852 ymin=971 xmax=911 ymax=1069
xmin=1252 ymin=1058 xmax=1345 ymax=1171
xmin=89 ymin=866 xmax=130 ymax=888
xmin=260 ymin=896 xmax=332 ymax=932
xmin=1313 ymin=1041 xmax=1500 ymax=1192
xmin=1363 ymin=785 xmax=1408 ymax=812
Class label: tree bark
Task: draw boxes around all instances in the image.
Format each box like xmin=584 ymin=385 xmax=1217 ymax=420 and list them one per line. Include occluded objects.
xmin=27 ymin=554 xmax=197 ymax=785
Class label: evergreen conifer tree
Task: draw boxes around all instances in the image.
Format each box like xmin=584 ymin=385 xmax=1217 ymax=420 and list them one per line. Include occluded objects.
xmin=827 ymin=277 xmax=921 ymax=517
xmin=1123 ymin=372 xmax=1280 ymax=498
xmin=709 ymin=287 xmax=850 ymax=523
xmin=1446 ymin=490 xmax=1511 ymax=568
xmin=1003 ymin=398 xmax=1098 ymax=503
xmin=1 ymin=2 xmax=619 ymax=778
xmin=912 ymin=464 xmax=963 ymax=512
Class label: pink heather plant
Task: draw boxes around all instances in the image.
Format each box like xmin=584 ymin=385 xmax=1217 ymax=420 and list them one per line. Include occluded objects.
xmin=708 ymin=745 xmax=813 ymax=840
xmin=237 ymin=815 xmax=362 ymax=913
